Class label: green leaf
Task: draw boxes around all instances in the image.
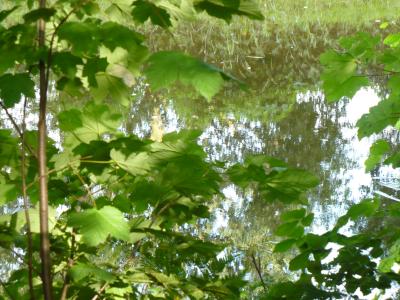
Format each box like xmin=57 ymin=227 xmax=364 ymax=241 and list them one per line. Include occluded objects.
xmin=289 ymin=251 xmax=310 ymax=271
xmin=274 ymin=239 xmax=297 ymax=253
xmin=0 ymin=6 xmax=19 ymax=23
xmin=23 ymin=8 xmax=56 ymax=23
xmin=321 ymin=50 xmax=369 ymax=102
xmin=99 ymin=22 xmax=144 ymax=51
xmin=52 ymin=52 xmax=83 ymax=78
xmin=70 ymin=262 xmax=115 ymax=282
xmin=281 ymin=208 xmax=307 ymax=222
xmin=194 ymin=0 xmax=264 ymax=22
xmin=0 ymin=73 xmax=35 ymax=107
xmin=265 ymin=169 xmax=319 ymax=201
xmin=365 ymin=140 xmax=391 ymax=171
xmin=58 ymin=21 xmax=100 ymax=55
xmin=301 ymin=213 xmax=314 ymax=227
xmin=0 ymin=182 xmax=18 ymax=205
xmin=110 ymin=149 xmax=153 ymax=176
xmin=57 ymin=109 xmax=83 ymax=131
xmin=384 ymin=33 xmax=400 ymax=48
xmin=276 ymin=221 xmax=304 ymax=239
xmin=356 ymin=96 xmax=400 ymax=138
xmin=384 ymin=152 xmax=400 ymax=168
xmin=90 ymin=73 xmax=131 ymax=106
xmin=0 ymin=130 xmax=19 ymax=168
xmin=347 ymin=198 xmax=380 ymax=220
xmin=147 ymin=271 xmax=180 ymax=287
xmin=132 ymin=0 xmax=172 ymax=28
xmin=16 ymin=206 xmax=56 ymax=233
xmin=58 ymin=102 xmax=122 ymax=142
xmin=83 ymin=57 xmax=108 ymax=87
xmin=68 ymin=206 xmax=129 ymax=246
xmin=144 ymin=51 xmax=227 ymax=100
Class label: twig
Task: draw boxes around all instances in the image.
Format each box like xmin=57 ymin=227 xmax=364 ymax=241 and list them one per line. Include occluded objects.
xmin=74 ymin=171 xmax=96 ymax=207
xmin=0 ymin=278 xmax=15 ymax=300
xmin=250 ymin=252 xmax=266 ymax=291
xmin=60 ymin=231 xmax=76 ymax=300
xmin=91 ymin=283 xmax=108 ymax=300
xmin=45 ymin=0 xmax=92 ymax=92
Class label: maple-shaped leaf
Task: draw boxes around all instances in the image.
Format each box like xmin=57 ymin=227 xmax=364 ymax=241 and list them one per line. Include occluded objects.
xmin=194 ymin=0 xmax=264 ymax=22
xmin=68 ymin=206 xmax=129 ymax=246
xmin=356 ymin=96 xmax=400 ymax=138
xmin=0 ymin=73 xmax=35 ymax=107
xmin=320 ymin=50 xmax=369 ymax=102
xmin=132 ymin=0 xmax=172 ymax=28
xmin=23 ymin=8 xmax=56 ymax=23
xmin=145 ymin=51 xmax=238 ymax=100
xmin=57 ymin=21 xmax=100 ymax=55
xmin=58 ymin=102 xmax=122 ymax=142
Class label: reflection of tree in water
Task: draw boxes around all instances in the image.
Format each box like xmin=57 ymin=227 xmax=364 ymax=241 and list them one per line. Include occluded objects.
xmin=123 ymin=84 xmax=371 ymax=292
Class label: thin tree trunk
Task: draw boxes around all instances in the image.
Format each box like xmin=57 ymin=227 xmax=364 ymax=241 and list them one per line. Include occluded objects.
xmin=21 ymin=97 xmax=35 ymax=300
xmin=38 ymin=0 xmax=53 ymax=298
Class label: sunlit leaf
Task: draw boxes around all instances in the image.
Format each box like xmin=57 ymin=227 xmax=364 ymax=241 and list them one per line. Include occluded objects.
xmin=68 ymin=206 xmax=129 ymax=246
xmin=58 ymin=102 xmax=122 ymax=142
xmin=321 ymin=50 xmax=369 ymax=102
xmin=145 ymin=51 xmax=229 ymax=100
xmin=110 ymin=149 xmax=153 ymax=176
xmin=70 ymin=262 xmax=115 ymax=282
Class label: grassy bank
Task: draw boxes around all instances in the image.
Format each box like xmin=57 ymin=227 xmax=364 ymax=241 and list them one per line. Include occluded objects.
xmin=258 ymin=0 xmax=400 ymax=27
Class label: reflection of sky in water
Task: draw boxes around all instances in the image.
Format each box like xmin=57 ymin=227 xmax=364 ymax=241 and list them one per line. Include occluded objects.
xmin=129 ymin=87 xmax=400 ymax=236
xmin=2 ymin=85 xmax=399 ymax=297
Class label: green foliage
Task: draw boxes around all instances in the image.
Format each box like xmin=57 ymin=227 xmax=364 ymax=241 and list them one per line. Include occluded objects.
xmin=357 ymin=95 xmax=400 ymax=138
xmin=0 ymin=73 xmax=35 ymax=107
xmin=227 ymin=155 xmax=319 ymax=203
xmin=365 ymin=140 xmax=391 ymax=171
xmin=131 ymin=0 xmax=172 ymax=28
xmin=266 ymin=28 xmax=400 ymax=300
xmin=320 ymin=50 xmax=369 ymax=102
xmin=144 ymin=51 xmax=235 ymax=101
xmin=68 ymin=206 xmax=130 ymax=246
xmin=2 ymin=0 xmax=400 ymax=299
xmin=194 ymin=0 xmax=264 ymax=22
xmin=0 ymin=0 xmax=267 ymax=298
